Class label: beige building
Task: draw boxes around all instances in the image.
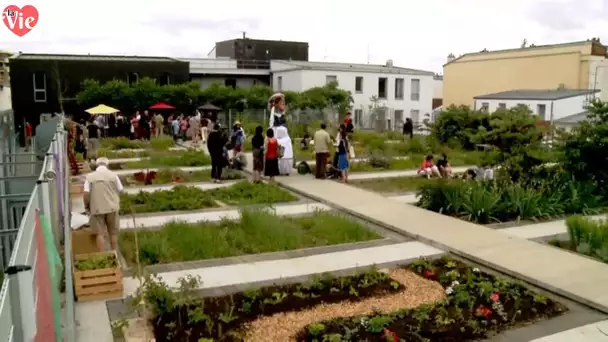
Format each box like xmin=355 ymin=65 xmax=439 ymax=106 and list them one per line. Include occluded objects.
xmin=443 ymin=40 xmax=608 ymax=107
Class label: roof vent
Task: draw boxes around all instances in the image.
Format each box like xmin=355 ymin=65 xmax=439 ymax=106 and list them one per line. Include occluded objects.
xmin=557 ymin=83 xmax=566 ymax=89
xmin=385 ymin=59 xmax=393 ymax=67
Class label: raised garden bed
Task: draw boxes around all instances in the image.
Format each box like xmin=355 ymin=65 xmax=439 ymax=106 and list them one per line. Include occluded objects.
xmin=119 ymin=181 xmax=298 ymax=214
xmin=352 ymin=175 xmax=439 ymax=194
xmin=118 ymin=169 xmax=243 ymax=186
xmin=548 ymin=215 xmax=608 ymax=263
xmin=137 ymin=257 xmax=566 ymax=341
xmin=119 ymin=210 xmax=380 ymax=266
xmin=124 ymin=150 xmax=211 ymax=169
xmin=73 ymin=251 xmax=123 ymax=302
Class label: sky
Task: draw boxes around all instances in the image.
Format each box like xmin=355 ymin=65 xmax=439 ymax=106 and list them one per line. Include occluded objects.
xmin=0 ymin=0 xmax=606 ymax=73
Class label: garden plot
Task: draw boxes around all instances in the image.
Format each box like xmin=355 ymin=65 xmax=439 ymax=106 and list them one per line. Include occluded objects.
xmin=125 ymin=256 xmax=567 ymax=341
xmin=119 ymin=181 xmax=299 ymax=215
xmin=107 ymin=149 xmax=212 ymax=172
xmin=119 ymin=168 xmax=243 ymax=188
xmin=118 ymin=210 xmax=383 ymax=268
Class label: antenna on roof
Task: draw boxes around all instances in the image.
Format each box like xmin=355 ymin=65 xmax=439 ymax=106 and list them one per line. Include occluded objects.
xmin=242 ymin=31 xmax=246 ymax=39
xmin=324 ymin=47 xmax=327 ymax=61
xmin=367 ymin=43 xmax=370 ymax=64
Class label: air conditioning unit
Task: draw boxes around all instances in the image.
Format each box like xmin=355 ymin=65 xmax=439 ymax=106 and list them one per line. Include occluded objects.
xmin=385 ymin=59 xmax=394 ymax=67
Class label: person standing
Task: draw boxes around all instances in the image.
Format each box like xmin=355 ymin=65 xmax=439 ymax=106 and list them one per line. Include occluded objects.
xmin=264 ymin=128 xmax=280 ymax=183
xmin=251 ymin=126 xmax=264 ymax=183
xmin=313 ymin=123 xmax=331 ymax=179
xmin=343 ymin=111 xmax=354 ymax=137
xmin=189 ymin=114 xmax=201 ymax=145
xmin=24 ymin=121 xmax=32 ymax=151
xmin=207 ymin=123 xmax=226 ymax=183
xmin=337 ymin=130 xmax=350 ymax=183
xmin=403 ymin=118 xmax=414 ymax=139
xmin=87 ymin=118 xmax=101 ymax=161
xmin=171 ymin=115 xmax=180 ymax=141
xmin=84 ymin=157 xmax=123 ymax=252
xmin=154 ymin=113 xmax=164 ymax=137
xmin=140 ymin=111 xmax=151 ymax=141
xmin=276 ymin=126 xmax=293 ymax=175
xmin=201 ymin=116 xmax=209 ymax=144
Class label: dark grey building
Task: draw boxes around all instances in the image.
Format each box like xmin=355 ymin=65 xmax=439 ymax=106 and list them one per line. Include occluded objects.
xmin=210 ymin=36 xmax=309 ymax=68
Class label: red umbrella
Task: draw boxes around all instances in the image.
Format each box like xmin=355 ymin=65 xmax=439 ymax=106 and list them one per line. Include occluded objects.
xmin=149 ymin=102 xmax=175 ymax=110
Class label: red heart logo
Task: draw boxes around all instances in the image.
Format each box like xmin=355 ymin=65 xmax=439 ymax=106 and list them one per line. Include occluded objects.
xmin=2 ymin=5 xmax=39 ymax=37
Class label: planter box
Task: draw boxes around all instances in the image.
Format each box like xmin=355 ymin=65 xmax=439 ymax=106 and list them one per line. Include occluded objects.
xmin=70 ymin=183 xmax=84 ymax=195
xmin=73 ymin=251 xmax=123 ymax=302
xmin=71 ymin=228 xmax=98 ymax=256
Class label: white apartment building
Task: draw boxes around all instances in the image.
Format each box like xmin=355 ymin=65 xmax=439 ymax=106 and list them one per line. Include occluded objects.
xmin=0 ymin=51 xmax=11 ymax=111
xmin=270 ymin=60 xmax=435 ymax=129
xmin=180 ymin=58 xmax=270 ymax=89
xmin=473 ymin=89 xmax=599 ymax=128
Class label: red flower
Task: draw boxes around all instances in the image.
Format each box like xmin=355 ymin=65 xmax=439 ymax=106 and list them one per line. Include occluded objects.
xmin=383 ymin=329 xmax=399 ymax=342
xmin=490 ymin=293 xmax=500 ymax=302
xmin=476 ymin=305 xmax=492 ymax=318
xmin=423 ymin=270 xmax=435 ymax=279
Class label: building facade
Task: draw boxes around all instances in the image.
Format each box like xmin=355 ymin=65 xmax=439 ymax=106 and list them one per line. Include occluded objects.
xmin=0 ymin=51 xmax=11 ymax=112
xmin=184 ymin=58 xmax=270 ymax=89
xmin=9 ymin=53 xmax=189 ymax=127
xmin=209 ymin=37 xmax=309 ymax=66
xmin=473 ymin=89 xmax=598 ymax=123
xmin=270 ymin=60 xmax=435 ymax=129
xmin=443 ymin=40 xmax=608 ymax=107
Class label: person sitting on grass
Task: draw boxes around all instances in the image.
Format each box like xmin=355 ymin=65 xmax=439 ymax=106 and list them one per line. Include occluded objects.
xmin=418 ymin=155 xmax=441 ymax=179
xmin=436 ymin=153 xmax=453 ymax=178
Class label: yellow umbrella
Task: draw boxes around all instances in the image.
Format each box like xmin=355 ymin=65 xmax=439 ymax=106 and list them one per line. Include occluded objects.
xmin=85 ymin=104 xmax=119 ymax=115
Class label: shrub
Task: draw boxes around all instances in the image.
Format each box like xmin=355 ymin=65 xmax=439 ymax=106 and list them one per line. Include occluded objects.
xmin=100 ymin=136 xmax=174 ymax=150
xmin=208 ymin=181 xmax=298 ymax=205
xmin=120 ymin=185 xmax=218 ymax=214
xmin=565 ymin=215 xmax=608 ymax=262
xmin=430 ymin=105 xmax=489 ymax=149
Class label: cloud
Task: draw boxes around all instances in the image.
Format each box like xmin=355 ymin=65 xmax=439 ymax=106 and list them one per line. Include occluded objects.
xmin=528 ymin=0 xmax=606 ymax=31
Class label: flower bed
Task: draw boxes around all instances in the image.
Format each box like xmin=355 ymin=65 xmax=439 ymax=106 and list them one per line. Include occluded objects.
xmin=119 ymin=181 xmax=298 ymax=214
xmin=352 ymin=176 xmax=446 ymax=194
xmin=125 ymin=150 xmax=211 ymax=168
xmin=97 ymin=148 xmax=150 ymax=159
xmin=136 ymin=257 xmax=566 ymax=341
xmin=349 ymin=151 xmax=482 ymax=173
xmin=417 ymin=178 xmax=608 ymax=224
xmin=548 ymin=215 xmax=608 ymax=263
xmin=119 ymin=210 xmax=380 ymax=266
xmin=297 ymin=258 xmax=567 ymax=341
xmin=118 ymin=169 xmax=243 ymax=186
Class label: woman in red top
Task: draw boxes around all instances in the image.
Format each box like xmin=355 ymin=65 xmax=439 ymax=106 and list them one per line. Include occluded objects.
xmin=264 ymin=128 xmax=280 ymax=182
xmin=418 ymin=154 xmax=441 ymax=179
xmin=25 ymin=121 xmax=32 ymax=151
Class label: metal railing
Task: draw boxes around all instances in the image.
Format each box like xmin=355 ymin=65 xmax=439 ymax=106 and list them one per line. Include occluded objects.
xmin=0 ymin=117 xmax=73 ymax=341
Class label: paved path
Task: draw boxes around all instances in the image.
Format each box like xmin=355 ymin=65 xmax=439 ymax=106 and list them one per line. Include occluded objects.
xmin=530 ymin=319 xmax=608 ymax=341
xmin=349 ymin=166 xmax=471 ymax=180
xmin=122 ymin=180 xmax=237 ymax=194
xmin=121 ymin=241 xmax=444 ymax=296
xmin=268 ymin=174 xmax=608 ymax=313
xmin=120 ymin=203 xmax=330 ymax=229
xmin=111 ymin=165 xmax=211 ymax=176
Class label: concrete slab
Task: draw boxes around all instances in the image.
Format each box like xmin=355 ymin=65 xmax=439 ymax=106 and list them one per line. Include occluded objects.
xmin=273 ymin=175 xmax=608 ymax=314
xmin=121 ymin=241 xmax=444 ymax=297
xmin=501 ymin=215 xmax=606 ymax=240
xmin=120 ymin=203 xmax=331 ymax=229
xmin=122 ymin=180 xmax=237 ymax=194
xmin=349 ymin=166 xmax=470 ymax=180
xmin=75 ymin=301 xmax=114 ymax=342
xmin=530 ymin=319 xmax=608 ymax=341
xmin=112 ymin=166 xmax=210 ymax=176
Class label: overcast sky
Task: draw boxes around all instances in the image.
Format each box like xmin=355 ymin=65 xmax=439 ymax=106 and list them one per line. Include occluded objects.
xmin=1 ymin=0 xmax=606 ymax=73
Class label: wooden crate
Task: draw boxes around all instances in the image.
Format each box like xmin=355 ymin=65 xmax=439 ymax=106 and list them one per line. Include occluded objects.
xmin=70 ymin=183 xmax=84 ymax=195
xmin=71 ymin=228 xmax=98 ymax=256
xmin=73 ymin=251 xmax=123 ymax=302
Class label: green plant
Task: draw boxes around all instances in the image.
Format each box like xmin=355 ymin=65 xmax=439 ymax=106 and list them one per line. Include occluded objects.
xmin=208 ymin=181 xmax=298 ymax=205
xmin=120 ymin=185 xmax=218 ymax=214
xmin=125 ymin=150 xmax=212 ymax=168
xmin=565 ymin=215 xmax=608 ymax=263
xmin=74 ymin=252 xmax=118 ymax=271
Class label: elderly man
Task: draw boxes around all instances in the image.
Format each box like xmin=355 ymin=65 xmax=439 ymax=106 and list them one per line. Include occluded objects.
xmin=84 ymin=157 xmax=124 ymax=252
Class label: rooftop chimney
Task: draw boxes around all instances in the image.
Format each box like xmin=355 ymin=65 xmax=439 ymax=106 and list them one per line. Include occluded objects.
xmin=447 ymin=53 xmax=455 ymax=63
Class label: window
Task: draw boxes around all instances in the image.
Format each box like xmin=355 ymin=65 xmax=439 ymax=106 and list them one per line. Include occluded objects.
xmin=410 ymin=109 xmax=420 ymax=124
xmin=354 ymin=109 xmax=363 ymax=126
xmin=395 ymin=78 xmax=404 ymax=100
xmin=355 ymin=76 xmax=363 ymax=93
xmin=481 ymin=102 xmax=489 ymax=112
xmin=394 ymin=110 xmax=404 ymax=127
xmin=127 ymin=72 xmax=139 ymax=85
xmin=378 ymin=77 xmax=387 ymax=99
xmin=326 ymin=75 xmax=337 ymax=85
xmin=410 ymin=79 xmax=420 ymax=101
xmin=277 ymin=76 xmax=282 ymax=91
xmin=498 ymin=103 xmax=506 ymax=109
xmin=537 ymin=104 xmax=547 ymax=120
xmin=33 ymin=71 xmax=46 ymax=103
xmin=159 ymin=73 xmax=171 ymax=86
xmin=224 ymin=78 xmax=237 ymax=89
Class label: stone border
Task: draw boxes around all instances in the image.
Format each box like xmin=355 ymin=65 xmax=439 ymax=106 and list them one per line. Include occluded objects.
xmin=276 ymin=180 xmax=608 ymax=315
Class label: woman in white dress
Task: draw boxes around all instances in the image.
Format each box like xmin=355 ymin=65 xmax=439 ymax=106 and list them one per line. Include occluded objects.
xmin=276 ymin=126 xmax=293 ymax=175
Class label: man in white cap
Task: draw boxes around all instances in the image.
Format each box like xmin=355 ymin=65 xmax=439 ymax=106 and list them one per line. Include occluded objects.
xmin=83 ymin=157 xmax=124 ymax=252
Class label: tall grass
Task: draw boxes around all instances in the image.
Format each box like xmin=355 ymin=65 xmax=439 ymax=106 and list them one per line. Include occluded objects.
xmin=565 ymin=215 xmax=608 ymax=262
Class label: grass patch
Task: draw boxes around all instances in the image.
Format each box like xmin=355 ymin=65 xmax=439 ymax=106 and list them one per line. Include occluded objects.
xmin=119 ymin=181 xmax=298 ymax=214
xmin=97 ymin=148 xmax=151 ymax=158
xmin=349 ymin=151 xmax=483 ymax=173
xmin=352 ymin=176 xmax=434 ymax=193
xmin=118 ymin=169 xmax=243 ymax=186
xmin=100 ymin=136 xmax=174 ymax=150
xmin=125 ymin=150 xmax=211 ymax=168
xmin=208 ymin=181 xmax=298 ymax=205
xmin=120 ymin=185 xmax=218 ymax=214
xmin=119 ymin=210 xmax=380 ymax=266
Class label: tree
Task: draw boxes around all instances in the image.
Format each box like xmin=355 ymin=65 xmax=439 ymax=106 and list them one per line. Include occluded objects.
xmin=430 ymin=105 xmax=490 ymax=149
xmin=76 ymin=78 xmax=353 ymax=115
xmin=560 ymin=100 xmax=608 ymax=187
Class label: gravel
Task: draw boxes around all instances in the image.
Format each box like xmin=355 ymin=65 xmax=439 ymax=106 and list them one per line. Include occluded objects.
xmin=243 ymin=268 xmax=446 ymax=341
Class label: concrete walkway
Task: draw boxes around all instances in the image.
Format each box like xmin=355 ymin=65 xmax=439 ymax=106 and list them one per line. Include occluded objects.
xmin=122 ymin=180 xmax=237 ymax=194
xmin=530 ymin=319 xmax=608 ymax=341
xmin=271 ymin=175 xmax=608 ymax=313
xmin=112 ymin=165 xmax=211 ymax=176
xmin=349 ymin=166 xmax=470 ymax=180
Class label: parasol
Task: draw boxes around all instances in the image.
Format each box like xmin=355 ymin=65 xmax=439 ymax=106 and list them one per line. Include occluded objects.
xmin=149 ymin=102 xmax=175 ymax=110
xmin=85 ymin=104 xmax=119 ymax=115
xmin=197 ymin=103 xmax=221 ymax=111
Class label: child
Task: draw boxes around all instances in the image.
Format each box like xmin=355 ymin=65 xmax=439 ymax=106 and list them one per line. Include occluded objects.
xmin=418 ymin=155 xmax=441 ymax=179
